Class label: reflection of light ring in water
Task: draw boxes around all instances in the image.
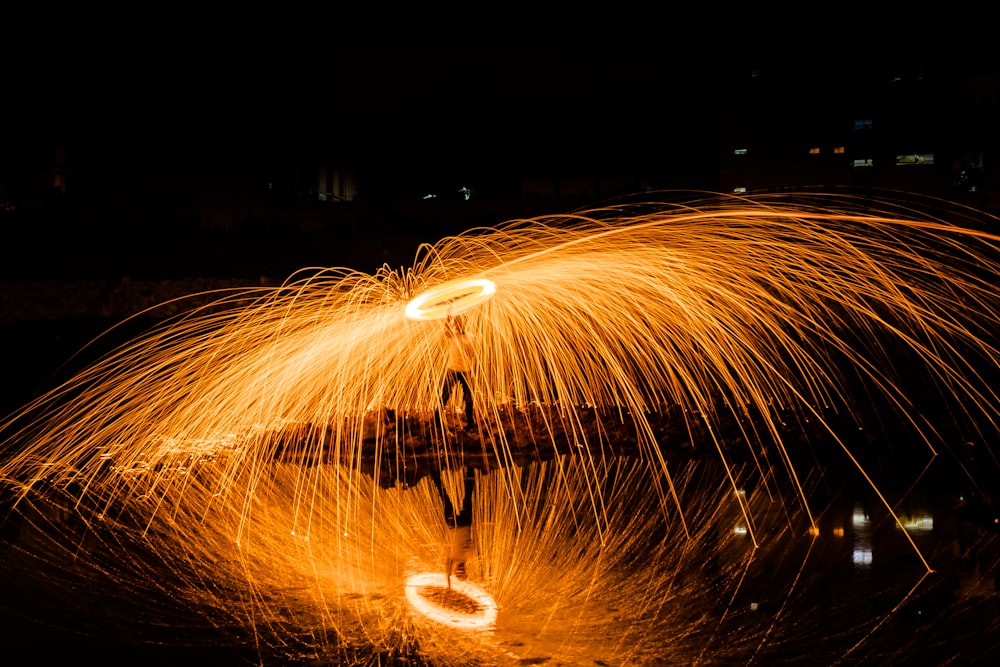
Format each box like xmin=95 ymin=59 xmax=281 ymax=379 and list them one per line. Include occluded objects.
xmin=404 ymin=572 xmax=498 ymax=629
xmin=405 ymin=278 xmax=496 ymax=320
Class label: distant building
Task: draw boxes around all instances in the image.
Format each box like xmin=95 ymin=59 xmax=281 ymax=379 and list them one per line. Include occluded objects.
xmin=718 ymin=61 xmax=1000 ymax=213
xmin=4 ymin=54 xmax=999 ymax=230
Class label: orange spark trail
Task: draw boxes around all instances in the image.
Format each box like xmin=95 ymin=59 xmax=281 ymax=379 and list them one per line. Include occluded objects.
xmin=2 ymin=193 xmax=999 ymax=664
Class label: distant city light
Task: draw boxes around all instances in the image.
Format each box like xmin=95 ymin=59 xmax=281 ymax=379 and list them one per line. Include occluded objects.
xmin=852 ymin=507 xmax=870 ymax=527
xmin=897 ymin=514 xmax=934 ymax=533
xmin=896 ymin=154 xmax=934 ymax=166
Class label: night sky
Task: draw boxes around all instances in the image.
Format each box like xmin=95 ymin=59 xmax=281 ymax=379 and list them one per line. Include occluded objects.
xmin=3 ymin=30 xmax=718 ymax=195
xmin=2 ymin=23 xmax=998 ymax=279
xmin=0 ymin=28 xmax=737 ymax=280
xmin=6 ymin=27 xmax=994 ymax=194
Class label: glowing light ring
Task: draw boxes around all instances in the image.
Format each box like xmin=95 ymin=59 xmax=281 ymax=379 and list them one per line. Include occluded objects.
xmin=405 ymin=278 xmax=496 ymax=320
xmin=404 ymin=572 xmax=498 ymax=629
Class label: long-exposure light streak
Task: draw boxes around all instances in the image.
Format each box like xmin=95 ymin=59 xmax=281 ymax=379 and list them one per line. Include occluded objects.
xmin=404 ymin=277 xmax=496 ymax=320
xmin=404 ymin=572 xmax=498 ymax=629
xmin=1 ymin=193 xmax=999 ymax=664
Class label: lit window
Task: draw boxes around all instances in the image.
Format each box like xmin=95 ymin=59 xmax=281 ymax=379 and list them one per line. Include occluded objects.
xmin=733 ymin=148 xmax=748 ymax=156
xmin=833 ymin=146 xmax=845 ymax=154
xmin=897 ymin=514 xmax=934 ymax=533
xmin=852 ymin=158 xmax=873 ymax=168
xmin=808 ymin=147 xmax=820 ymax=155
xmin=854 ymin=119 xmax=873 ymax=130
xmin=733 ymin=186 xmax=747 ymax=194
xmin=895 ymin=153 xmax=934 ymax=166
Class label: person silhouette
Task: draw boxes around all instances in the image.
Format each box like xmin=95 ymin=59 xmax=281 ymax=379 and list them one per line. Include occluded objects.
xmin=429 ymin=466 xmax=476 ymax=582
xmin=434 ymin=315 xmax=477 ymax=432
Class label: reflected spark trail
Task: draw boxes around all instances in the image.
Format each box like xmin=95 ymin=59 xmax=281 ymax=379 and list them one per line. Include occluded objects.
xmin=2 ymin=194 xmax=1000 ymax=664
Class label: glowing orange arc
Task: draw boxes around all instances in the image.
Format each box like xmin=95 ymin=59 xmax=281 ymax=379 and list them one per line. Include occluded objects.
xmin=404 ymin=572 xmax=499 ymax=629
xmin=405 ymin=278 xmax=496 ymax=320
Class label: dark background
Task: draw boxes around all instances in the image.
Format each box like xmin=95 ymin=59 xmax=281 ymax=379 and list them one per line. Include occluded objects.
xmin=0 ymin=28 xmax=718 ymax=279
xmin=4 ymin=24 xmax=997 ymax=282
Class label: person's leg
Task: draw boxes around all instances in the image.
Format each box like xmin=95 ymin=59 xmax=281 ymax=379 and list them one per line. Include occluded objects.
xmin=454 ymin=467 xmax=475 ymax=528
xmin=450 ymin=468 xmax=476 ymax=579
xmin=429 ymin=467 xmax=457 ymax=526
xmin=456 ymin=372 xmax=475 ymax=428
xmin=434 ymin=371 xmax=457 ymax=431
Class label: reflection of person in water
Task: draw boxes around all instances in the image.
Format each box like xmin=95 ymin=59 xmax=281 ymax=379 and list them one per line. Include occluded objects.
xmin=430 ymin=466 xmax=476 ymax=582
xmin=434 ymin=315 xmax=477 ymax=432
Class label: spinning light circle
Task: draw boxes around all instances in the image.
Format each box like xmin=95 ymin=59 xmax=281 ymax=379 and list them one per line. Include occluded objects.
xmin=404 ymin=572 xmax=498 ymax=630
xmin=404 ymin=277 xmax=496 ymax=320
